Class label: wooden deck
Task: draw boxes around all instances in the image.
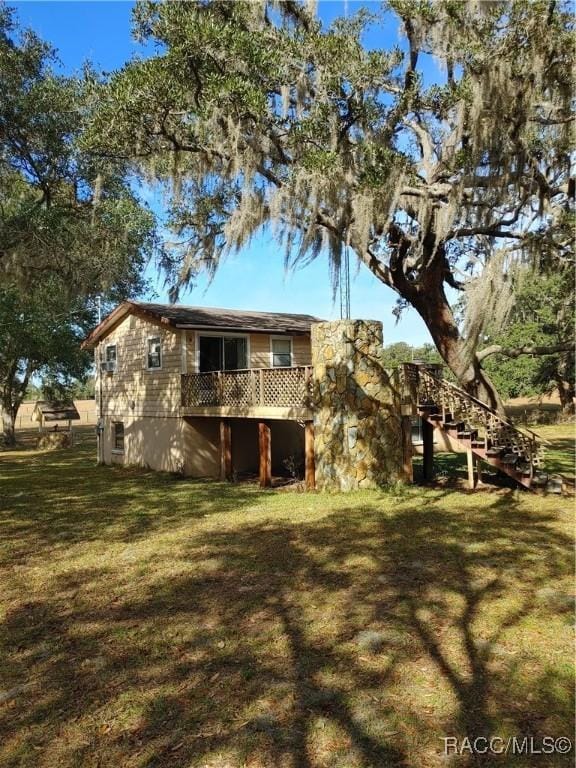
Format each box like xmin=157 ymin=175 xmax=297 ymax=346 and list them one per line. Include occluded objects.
xmin=180 ymin=366 xmax=314 ymax=420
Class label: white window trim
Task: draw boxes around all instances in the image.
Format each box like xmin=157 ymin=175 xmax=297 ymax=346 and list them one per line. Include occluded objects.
xmin=270 ymin=335 xmax=293 ymax=368
xmin=112 ymin=421 xmax=125 ymax=454
xmin=181 ymin=330 xmax=188 ymax=374
xmin=146 ymin=335 xmax=162 ymax=371
xmin=194 ymin=331 xmax=251 ymax=373
xmin=105 ymin=343 xmax=117 ymax=361
xmin=104 ymin=343 xmax=117 ymax=373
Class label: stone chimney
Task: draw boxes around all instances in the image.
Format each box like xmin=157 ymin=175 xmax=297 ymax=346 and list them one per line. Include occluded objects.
xmin=310 ymin=320 xmax=405 ymax=491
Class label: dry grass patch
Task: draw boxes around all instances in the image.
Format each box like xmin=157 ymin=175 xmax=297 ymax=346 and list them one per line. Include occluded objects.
xmin=0 ymin=429 xmax=573 ymax=768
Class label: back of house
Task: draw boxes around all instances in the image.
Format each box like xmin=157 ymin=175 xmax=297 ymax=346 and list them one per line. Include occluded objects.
xmin=83 ymin=301 xmax=319 ymax=478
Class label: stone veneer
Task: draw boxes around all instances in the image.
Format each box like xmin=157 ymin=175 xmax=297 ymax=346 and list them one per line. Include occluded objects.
xmin=311 ymin=320 xmax=404 ymax=491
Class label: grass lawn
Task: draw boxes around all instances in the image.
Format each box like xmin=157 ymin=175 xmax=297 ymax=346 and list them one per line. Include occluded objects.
xmin=533 ymin=424 xmax=575 ymax=481
xmin=0 ymin=428 xmax=574 ymax=768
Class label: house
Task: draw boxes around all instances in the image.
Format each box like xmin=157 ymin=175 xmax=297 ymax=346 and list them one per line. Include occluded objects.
xmin=83 ymin=301 xmax=320 ymax=485
xmin=83 ymin=302 xmax=546 ymax=491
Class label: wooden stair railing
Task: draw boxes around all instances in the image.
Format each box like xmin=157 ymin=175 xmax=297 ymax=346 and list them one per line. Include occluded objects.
xmin=405 ymin=364 xmax=549 ymax=490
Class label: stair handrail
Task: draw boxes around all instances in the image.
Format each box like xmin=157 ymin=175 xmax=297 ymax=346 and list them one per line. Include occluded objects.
xmin=417 ymin=368 xmax=551 ymax=446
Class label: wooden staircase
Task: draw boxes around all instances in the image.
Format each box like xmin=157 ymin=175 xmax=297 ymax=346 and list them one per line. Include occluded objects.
xmin=407 ymin=365 xmax=549 ymax=490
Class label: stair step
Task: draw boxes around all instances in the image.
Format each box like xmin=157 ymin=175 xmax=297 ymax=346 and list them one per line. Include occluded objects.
xmin=444 ymin=421 xmax=465 ymax=431
xmin=418 ymin=403 xmax=438 ymax=411
xmin=457 ymin=430 xmax=478 ymax=441
xmin=413 ymin=372 xmax=546 ymax=492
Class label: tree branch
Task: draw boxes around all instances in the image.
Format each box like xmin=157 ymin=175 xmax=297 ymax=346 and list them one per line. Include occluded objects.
xmin=478 ymin=341 xmax=574 ymax=361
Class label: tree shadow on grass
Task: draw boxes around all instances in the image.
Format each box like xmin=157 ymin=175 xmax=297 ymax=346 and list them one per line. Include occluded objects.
xmin=0 ymin=443 xmax=264 ymax=565
xmin=2 ymin=487 xmax=572 ymax=768
xmin=0 ymin=422 xmax=572 ymax=768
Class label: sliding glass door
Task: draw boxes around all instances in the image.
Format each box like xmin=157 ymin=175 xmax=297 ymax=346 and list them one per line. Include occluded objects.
xmin=199 ymin=335 xmax=248 ymax=372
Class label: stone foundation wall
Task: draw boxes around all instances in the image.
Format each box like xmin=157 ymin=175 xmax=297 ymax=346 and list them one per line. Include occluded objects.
xmin=311 ymin=320 xmax=404 ymax=491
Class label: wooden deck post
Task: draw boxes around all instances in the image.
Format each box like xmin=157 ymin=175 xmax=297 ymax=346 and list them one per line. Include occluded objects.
xmin=422 ymin=418 xmax=434 ymax=481
xmin=475 ymin=455 xmax=483 ymax=486
xmin=220 ymin=418 xmax=232 ymax=481
xmin=467 ymin=447 xmax=475 ymax=489
xmin=305 ymin=421 xmax=316 ymax=490
xmin=401 ymin=416 xmax=413 ymax=482
xmin=258 ymin=421 xmax=271 ymax=488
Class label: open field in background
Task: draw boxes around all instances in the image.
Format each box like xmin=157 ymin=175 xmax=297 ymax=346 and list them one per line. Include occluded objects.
xmin=533 ymin=424 xmax=575 ymax=481
xmin=413 ymin=422 xmax=575 ymax=489
xmin=505 ymin=394 xmax=568 ymax=426
xmin=0 ymin=427 xmax=574 ymax=768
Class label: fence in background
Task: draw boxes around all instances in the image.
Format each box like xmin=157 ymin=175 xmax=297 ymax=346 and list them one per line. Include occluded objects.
xmin=7 ymin=400 xmax=97 ymax=429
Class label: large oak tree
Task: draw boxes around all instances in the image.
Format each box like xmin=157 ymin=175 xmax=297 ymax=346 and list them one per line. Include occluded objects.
xmin=0 ymin=7 xmax=156 ymax=292
xmin=0 ymin=9 xmax=156 ymax=443
xmin=88 ymin=0 xmax=574 ymax=411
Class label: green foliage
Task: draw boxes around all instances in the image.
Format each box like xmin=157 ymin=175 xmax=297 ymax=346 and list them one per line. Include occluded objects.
xmin=380 ymin=341 xmax=441 ymax=369
xmin=482 ymin=327 xmax=544 ymax=400
xmin=0 ymin=280 xmax=92 ymax=434
xmin=0 ymin=8 xmax=156 ymax=292
xmin=0 ymin=273 xmax=142 ymax=444
xmin=83 ymin=0 xmax=573 ymax=406
xmin=481 ymin=266 xmax=575 ymax=405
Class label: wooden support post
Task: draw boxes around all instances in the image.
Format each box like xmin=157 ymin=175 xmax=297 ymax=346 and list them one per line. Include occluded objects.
xmin=220 ymin=418 xmax=232 ymax=481
xmin=305 ymin=421 xmax=316 ymax=490
xmin=422 ymin=418 xmax=434 ymax=481
xmin=467 ymin=447 xmax=475 ymax=490
xmin=401 ymin=416 xmax=413 ymax=482
xmin=258 ymin=421 xmax=271 ymax=488
xmin=475 ymin=455 xmax=482 ymax=486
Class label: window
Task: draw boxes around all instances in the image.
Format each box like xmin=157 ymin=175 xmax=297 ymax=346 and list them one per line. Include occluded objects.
xmin=104 ymin=344 xmax=117 ymax=372
xmin=199 ymin=336 xmax=248 ymax=372
xmin=411 ymin=416 xmax=423 ymax=444
xmin=147 ymin=336 xmax=162 ymax=369
xmin=271 ymin=337 xmax=292 ymax=368
xmin=113 ymin=422 xmax=124 ymax=452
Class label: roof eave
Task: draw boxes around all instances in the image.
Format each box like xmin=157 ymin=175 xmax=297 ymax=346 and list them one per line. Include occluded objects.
xmin=174 ymin=323 xmax=310 ymax=334
xmin=81 ymin=301 xmax=176 ymax=349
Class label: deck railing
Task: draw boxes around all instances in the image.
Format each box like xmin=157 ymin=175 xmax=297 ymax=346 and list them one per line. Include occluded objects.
xmin=402 ymin=362 xmax=547 ymax=469
xmin=181 ymin=366 xmax=313 ymax=409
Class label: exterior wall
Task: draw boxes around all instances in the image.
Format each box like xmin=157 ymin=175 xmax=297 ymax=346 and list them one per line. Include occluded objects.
xmin=182 ymin=330 xmax=312 ymax=372
xmin=183 ymin=331 xmax=196 ymax=373
xmin=270 ymin=421 xmax=305 ymax=471
xmin=101 ymin=414 xmax=221 ymax=476
xmin=97 ymin=314 xmax=182 ymax=419
xmin=311 ymin=320 xmax=404 ymax=491
xmin=102 ymin=415 xmax=186 ymax=472
xmin=95 ymin=312 xmax=312 ymax=476
xmin=183 ymin=417 xmax=220 ymax=477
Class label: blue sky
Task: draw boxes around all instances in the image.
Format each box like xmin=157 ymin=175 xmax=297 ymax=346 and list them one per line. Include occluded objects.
xmin=14 ymin=0 xmax=435 ymax=346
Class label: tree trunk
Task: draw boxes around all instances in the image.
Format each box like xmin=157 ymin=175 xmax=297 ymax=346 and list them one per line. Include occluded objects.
xmin=554 ymin=374 xmax=575 ymax=414
xmin=411 ymin=283 xmax=507 ymax=415
xmin=1 ymin=362 xmax=32 ymax=447
xmin=1 ymin=402 xmax=16 ymax=447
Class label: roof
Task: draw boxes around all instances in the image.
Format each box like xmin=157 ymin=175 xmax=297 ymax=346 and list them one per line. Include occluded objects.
xmin=83 ymin=301 xmax=322 ymax=348
xmin=33 ymin=401 xmax=80 ymax=422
